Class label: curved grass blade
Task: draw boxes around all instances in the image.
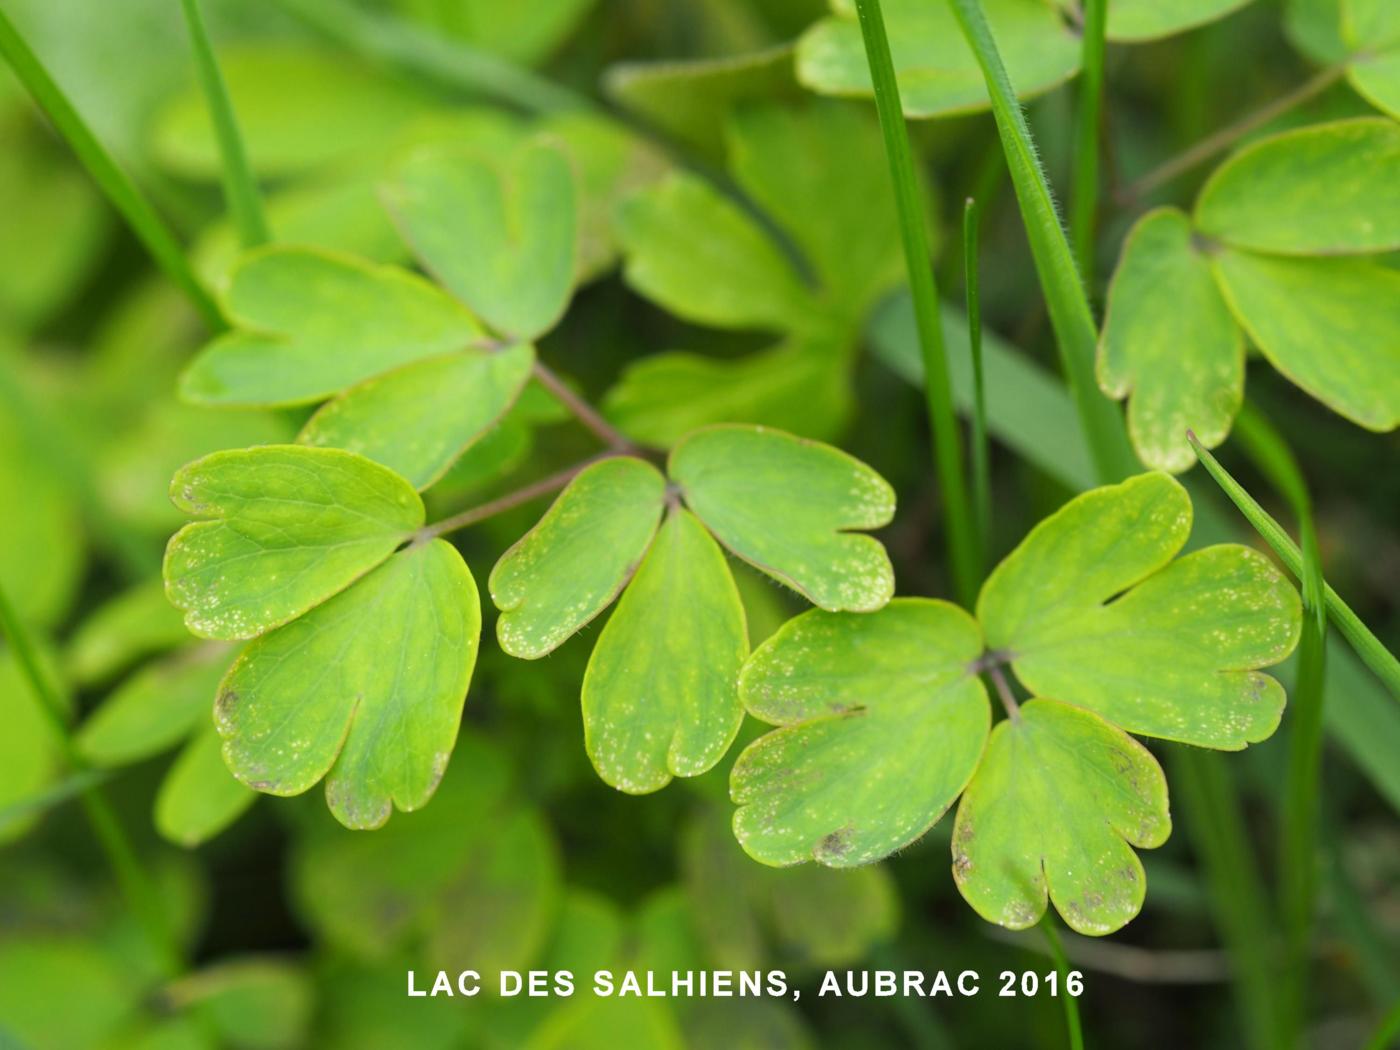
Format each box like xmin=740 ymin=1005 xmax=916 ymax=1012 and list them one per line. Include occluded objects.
xmin=1040 ymin=916 xmax=1085 ymax=1050
xmin=0 ymin=8 xmax=223 ymax=330
xmin=1070 ymin=0 xmax=1106 ymax=282
xmin=964 ymin=197 xmax=991 ymax=568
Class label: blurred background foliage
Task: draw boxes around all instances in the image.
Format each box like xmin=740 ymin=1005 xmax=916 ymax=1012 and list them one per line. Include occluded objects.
xmin=0 ymin=0 xmax=1396 ymax=1046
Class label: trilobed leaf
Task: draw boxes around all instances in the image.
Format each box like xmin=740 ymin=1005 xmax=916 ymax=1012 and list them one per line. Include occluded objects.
xmin=180 ymin=248 xmax=483 ymax=407
xmin=1098 ymin=208 xmax=1243 ymax=472
xmin=384 ymin=142 xmax=577 ymax=340
xmin=582 ymin=508 xmax=748 ymax=794
xmin=164 ymin=446 xmax=424 ymax=640
xmin=952 ymin=699 xmax=1170 ymax=936
xmin=732 ymin=600 xmax=989 ymax=866
xmin=978 ymin=472 xmax=1301 ymax=749
xmin=670 ymin=426 xmax=896 ymax=612
xmin=299 ymin=344 xmax=536 ymax=489
xmin=217 ymin=539 xmax=479 ymax=829
xmin=490 ymin=456 xmax=667 ymax=659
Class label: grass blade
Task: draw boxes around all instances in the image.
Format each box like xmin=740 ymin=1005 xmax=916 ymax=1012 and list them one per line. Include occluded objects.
xmin=1069 ymin=0 xmax=1106 ymax=281
xmin=964 ymin=197 xmax=992 ymax=566
xmin=852 ymin=0 xmax=981 ymax=607
xmin=0 ymin=8 xmax=223 ymax=330
xmin=946 ymin=0 xmax=1136 ymax=484
xmin=1187 ymin=432 xmax=1400 ymax=700
xmin=178 ymin=0 xmax=269 ymax=248
xmin=1230 ymin=405 xmax=1327 ymax=1043
xmin=1040 ymin=916 xmax=1085 ymax=1050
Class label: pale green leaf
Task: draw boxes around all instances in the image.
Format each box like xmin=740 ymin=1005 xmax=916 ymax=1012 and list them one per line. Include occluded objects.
xmin=1195 ymin=118 xmax=1400 ymax=254
xmin=727 ymin=102 xmax=909 ymax=319
xmin=525 ymin=997 xmax=683 ymax=1050
xmin=151 ymin=43 xmax=430 ymax=178
xmin=76 ymin=644 xmax=230 ymax=766
xmin=582 ymin=508 xmax=748 ymax=793
xmin=1101 ymin=0 xmax=1254 ymax=42
xmin=217 ymin=539 xmax=480 ymax=829
xmin=164 ymin=958 xmax=313 ymax=1050
xmin=155 ymin=723 xmax=258 ymax=848
xmin=732 ymin=599 xmax=988 ymax=866
xmin=952 ymin=699 xmax=1171 ymax=936
xmin=602 ymin=337 xmax=854 ymax=447
xmin=0 ymin=644 xmax=68 ymax=844
xmin=181 ymin=248 xmax=484 ymax=407
xmin=490 ymin=456 xmax=667 ymax=659
xmin=615 ymin=172 xmax=816 ymax=332
xmin=299 ymin=345 xmax=536 ymax=490
xmin=164 ymin=445 xmax=424 ymax=640
xmin=1345 ymin=0 xmax=1400 ymax=117
xmin=1286 ymin=0 xmax=1348 ymax=63
xmin=67 ymin=579 xmax=190 ymax=685
xmin=766 ymin=863 xmax=899 ymax=965
xmin=0 ymin=939 xmax=134 ymax=1049
xmin=796 ymin=0 xmax=1080 ymax=120
xmin=670 ymin=426 xmax=896 ymax=613
xmin=392 ymin=0 xmax=597 ymax=67
xmin=1213 ymin=247 xmax=1400 ymax=430
xmin=1098 ymin=208 xmax=1243 ymax=472
xmin=384 ymin=141 xmax=577 ymax=340
xmin=979 ymin=472 xmax=1302 ymax=748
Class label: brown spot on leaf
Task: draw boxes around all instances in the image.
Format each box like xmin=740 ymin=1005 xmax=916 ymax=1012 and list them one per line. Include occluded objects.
xmin=818 ymin=826 xmax=852 ymax=860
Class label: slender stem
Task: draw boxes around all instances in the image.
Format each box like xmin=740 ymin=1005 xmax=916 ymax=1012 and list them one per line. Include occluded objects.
xmin=987 ymin=664 xmax=1020 ymax=720
xmin=1040 ymin=916 xmax=1085 ymax=1050
xmin=272 ymin=0 xmax=592 ymax=115
xmin=987 ymin=926 xmax=1231 ymax=984
xmin=0 ymin=582 xmax=181 ymax=979
xmin=1188 ymin=432 xmax=1400 ymax=699
xmin=418 ymin=455 xmax=614 ymax=541
xmin=1230 ymin=406 xmax=1327 ymax=1045
xmin=1070 ymin=0 xmax=1106 ymax=282
xmin=0 ymin=8 xmax=223 ymax=330
xmin=947 ymin=0 xmax=1137 ymax=485
xmin=1364 ymin=999 xmax=1400 ymax=1050
xmin=852 ymin=0 xmax=981 ymax=609
xmin=963 ymin=198 xmax=992 ymax=570
xmin=531 ymin=361 xmax=637 ymax=452
xmin=178 ymin=0 xmax=269 ymax=248
xmin=1119 ymin=65 xmax=1345 ymax=204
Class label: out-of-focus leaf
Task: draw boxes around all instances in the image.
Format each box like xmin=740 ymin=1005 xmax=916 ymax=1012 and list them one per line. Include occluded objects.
xmin=1098 ymin=207 xmax=1243 ymax=472
xmin=164 ymin=445 xmax=424 ymax=640
xmin=299 ymin=345 xmax=535 ymax=490
xmin=1286 ymin=0 xmax=1348 ymax=63
xmin=217 ymin=539 xmax=479 ymax=829
xmin=979 ymin=472 xmax=1301 ymax=749
xmin=796 ymin=0 xmax=1080 ymax=119
xmin=155 ymin=722 xmax=258 ymax=847
xmin=392 ymin=0 xmax=597 ymax=67
xmin=0 ymin=643 xmax=68 ymax=844
xmin=686 ymin=1000 xmax=815 ymax=1050
xmin=615 ymin=172 xmax=816 ymax=333
xmin=1344 ymin=0 xmax=1400 ymax=117
xmin=581 ymin=508 xmax=748 ymax=793
xmin=165 ymin=958 xmax=312 ymax=1050
xmin=1096 ymin=0 xmax=1254 ymax=42
xmin=1212 ymin=248 xmax=1400 ymax=431
xmin=952 ymin=699 xmax=1171 ymax=936
xmin=181 ymin=248 xmax=484 ymax=407
xmin=732 ymin=600 xmax=988 ymax=866
xmin=151 ymin=43 xmax=430 ymax=178
xmin=0 ymin=939 xmax=136 ymax=1049
xmin=67 ymin=580 xmax=192 ymax=685
xmin=384 ymin=142 xmax=577 ymax=340
xmin=1195 ymin=118 xmax=1400 ymax=254
xmin=525 ymin=996 xmax=683 ymax=1050
xmin=490 ymin=456 xmax=667 ymax=659
xmin=670 ymin=426 xmax=895 ymax=612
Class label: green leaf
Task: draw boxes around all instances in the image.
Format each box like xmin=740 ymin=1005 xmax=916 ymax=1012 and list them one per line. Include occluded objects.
xmin=581 ymin=508 xmax=748 ymax=793
xmin=217 ymin=539 xmax=480 ymax=828
xmin=392 ymin=0 xmax=597 ymax=67
xmin=726 ymin=102 xmax=908 ymax=319
xmin=527 ymin=997 xmax=683 ymax=1050
xmin=1099 ymin=0 xmax=1254 ymax=42
xmin=76 ymin=644 xmax=230 ymax=766
xmin=181 ymin=247 xmax=484 ymax=407
xmin=615 ymin=172 xmax=816 ymax=333
xmin=67 ymin=580 xmax=190 ymax=685
xmin=602 ymin=337 xmax=854 ymax=447
xmin=299 ymin=345 xmax=536 ymax=489
xmin=490 ymin=456 xmax=667 ymax=659
xmin=164 ymin=445 xmax=424 ymax=640
xmin=1098 ymin=208 xmax=1243 ymax=472
xmin=796 ymin=0 xmax=1081 ymax=120
xmin=384 ymin=141 xmax=577 ymax=340
xmin=732 ymin=599 xmax=988 ymax=866
xmin=0 ymin=939 xmax=135 ymax=1049
xmin=0 ymin=643 xmax=68 ymax=844
xmin=670 ymin=426 xmax=896 ymax=613
xmin=1195 ymin=118 xmax=1400 ymax=255
xmin=951 ymin=698 xmax=1171 ymax=935
xmin=1212 ymin=248 xmax=1400 ymax=430
xmin=978 ymin=472 xmax=1301 ymax=749
xmin=1286 ymin=0 xmax=1348 ymax=64
xmin=155 ymin=723 xmax=258 ymax=848
xmin=164 ymin=958 xmax=313 ymax=1050
xmin=150 ymin=43 xmax=430 ymax=178
xmin=1344 ymin=0 xmax=1400 ymax=118
xmin=766 ymin=863 xmax=899 ymax=965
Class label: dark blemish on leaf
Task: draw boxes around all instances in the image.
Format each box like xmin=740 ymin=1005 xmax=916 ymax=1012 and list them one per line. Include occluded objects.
xmin=818 ymin=826 xmax=852 ymax=859
xmin=216 ymin=689 xmax=240 ymax=718
xmin=246 ymin=779 xmax=277 ymax=791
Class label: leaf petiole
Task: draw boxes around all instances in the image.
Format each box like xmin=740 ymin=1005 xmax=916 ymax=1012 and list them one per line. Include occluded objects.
xmin=416 ymin=454 xmax=619 ymax=542
xmin=531 ymin=360 xmax=639 ymax=453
